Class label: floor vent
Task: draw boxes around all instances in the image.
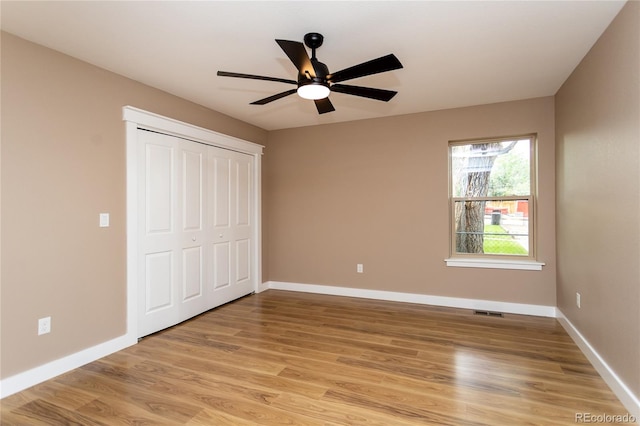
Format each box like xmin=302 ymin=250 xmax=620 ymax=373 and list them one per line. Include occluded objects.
xmin=473 ymin=310 xmax=504 ymax=318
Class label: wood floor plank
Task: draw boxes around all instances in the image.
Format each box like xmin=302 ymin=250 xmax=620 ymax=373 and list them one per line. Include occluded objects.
xmin=322 ymin=387 xmax=482 ymax=426
xmin=136 ymin=355 xmax=328 ymax=400
xmin=186 ymin=407 xmax=265 ymax=426
xmin=281 ymin=330 xmax=420 ymax=357
xmin=134 ymin=334 xmax=287 ymax=376
xmin=1 ymin=290 xmax=632 ymax=425
xmin=54 ymin=363 xmax=204 ymax=423
xmin=10 ymin=399 xmax=108 ymax=426
xmin=184 ymin=329 xmax=342 ymax=362
xmin=237 ymin=346 xmax=388 ymax=385
xmin=75 ymin=396 xmax=181 ymax=426
xmin=0 ymin=381 xmax=96 ymax=414
xmin=278 ymin=364 xmax=495 ymax=423
xmin=269 ymin=392 xmax=418 ymax=426
xmin=380 ymin=371 xmax=618 ymax=424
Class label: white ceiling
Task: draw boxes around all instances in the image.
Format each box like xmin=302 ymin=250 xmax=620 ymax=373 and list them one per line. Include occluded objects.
xmin=1 ymin=1 xmax=626 ymax=131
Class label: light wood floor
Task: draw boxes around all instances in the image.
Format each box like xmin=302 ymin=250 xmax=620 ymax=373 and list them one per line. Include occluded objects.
xmin=1 ymin=290 xmax=631 ymax=425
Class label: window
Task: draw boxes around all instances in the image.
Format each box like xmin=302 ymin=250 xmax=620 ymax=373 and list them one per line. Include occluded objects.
xmin=448 ymin=135 xmax=539 ymax=267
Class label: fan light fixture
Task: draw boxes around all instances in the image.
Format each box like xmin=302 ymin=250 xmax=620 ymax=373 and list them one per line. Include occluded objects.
xmin=217 ymin=32 xmax=403 ymax=114
xmin=297 ymin=82 xmax=330 ymax=100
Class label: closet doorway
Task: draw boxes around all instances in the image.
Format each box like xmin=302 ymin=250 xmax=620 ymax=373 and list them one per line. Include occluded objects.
xmin=124 ymin=107 xmax=263 ymax=338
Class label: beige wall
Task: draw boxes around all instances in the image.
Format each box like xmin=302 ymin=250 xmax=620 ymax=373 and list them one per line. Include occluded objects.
xmin=265 ymin=97 xmax=556 ymax=304
xmin=0 ymin=32 xmax=267 ymax=378
xmin=555 ymin=1 xmax=640 ymax=399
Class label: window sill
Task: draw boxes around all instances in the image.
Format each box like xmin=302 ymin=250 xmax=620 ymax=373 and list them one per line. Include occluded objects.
xmin=445 ymin=257 xmax=545 ymax=271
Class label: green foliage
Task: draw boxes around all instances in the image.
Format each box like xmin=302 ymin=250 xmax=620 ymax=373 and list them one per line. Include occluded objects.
xmin=483 ymin=225 xmax=528 ymax=255
xmin=488 ymin=143 xmax=530 ymax=196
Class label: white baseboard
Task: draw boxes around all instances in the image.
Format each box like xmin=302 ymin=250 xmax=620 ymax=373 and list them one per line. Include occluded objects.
xmin=556 ymin=309 xmax=640 ymax=419
xmin=265 ymin=281 xmax=557 ymax=317
xmin=0 ymin=333 xmax=136 ymax=399
xmin=256 ymin=280 xmax=270 ymax=293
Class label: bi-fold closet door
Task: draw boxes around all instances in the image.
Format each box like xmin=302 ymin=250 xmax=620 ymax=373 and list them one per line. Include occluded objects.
xmin=138 ymin=129 xmax=254 ymax=337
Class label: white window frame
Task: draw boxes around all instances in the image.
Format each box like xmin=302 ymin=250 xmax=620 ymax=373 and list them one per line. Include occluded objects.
xmin=445 ymin=134 xmax=544 ymax=271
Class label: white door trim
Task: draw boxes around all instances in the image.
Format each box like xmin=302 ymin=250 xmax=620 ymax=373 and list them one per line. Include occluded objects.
xmin=123 ymin=106 xmax=263 ymax=340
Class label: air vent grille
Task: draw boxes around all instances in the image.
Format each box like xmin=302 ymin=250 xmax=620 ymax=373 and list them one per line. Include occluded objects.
xmin=473 ymin=310 xmax=504 ymax=318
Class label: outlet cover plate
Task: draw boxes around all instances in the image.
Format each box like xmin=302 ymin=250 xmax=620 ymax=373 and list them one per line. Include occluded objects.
xmin=38 ymin=316 xmax=51 ymax=335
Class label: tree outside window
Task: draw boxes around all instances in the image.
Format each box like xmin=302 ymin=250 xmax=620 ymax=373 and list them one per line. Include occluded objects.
xmin=449 ymin=136 xmax=535 ymax=258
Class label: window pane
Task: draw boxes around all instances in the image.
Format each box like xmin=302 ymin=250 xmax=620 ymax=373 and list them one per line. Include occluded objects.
xmin=452 ymin=139 xmax=530 ymax=197
xmin=454 ymin=200 xmax=529 ymax=256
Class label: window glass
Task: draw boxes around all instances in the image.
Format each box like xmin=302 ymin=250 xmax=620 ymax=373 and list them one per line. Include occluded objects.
xmin=450 ymin=137 xmax=534 ymax=258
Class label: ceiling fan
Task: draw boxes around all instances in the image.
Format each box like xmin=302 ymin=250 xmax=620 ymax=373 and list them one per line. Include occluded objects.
xmin=217 ymin=32 xmax=403 ymax=114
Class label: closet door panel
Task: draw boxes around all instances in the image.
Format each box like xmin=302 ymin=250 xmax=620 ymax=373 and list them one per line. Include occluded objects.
xmin=182 ymin=149 xmax=204 ymax=232
xmin=145 ymin=251 xmax=174 ymax=313
xmin=180 ymin=147 xmax=206 ymax=312
xmin=211 ymin=156 xmax=230 ymax=228
xmin=137 ymin=129 xmax=256 ymax=338
xmin=212 ymin=242 xmax=231 ymax=289
xmin=138 ymin=130 xmax=207 ymax=336
xmin=145 ymin=144 xmax=173 ymax=235
xmin=235 ymin=157 xmax=251 ymax=227
xmin=236 ymin=239 xmax=251 ymax=283
xmin=182 ymin=246 xmax=203 ymax=301
xmin=208 ymin=147 xmax=254 ymax=304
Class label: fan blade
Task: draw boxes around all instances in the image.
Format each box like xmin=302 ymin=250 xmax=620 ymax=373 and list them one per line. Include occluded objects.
xmin=330 ymin=84 xmax=397 ymax=102
xmin=327 ymin=54 xmax=403 ymax=83
xmin=217 ymin=71 xmax=296 ymax=85
xmin=275 ymin=40 xmax=315 ymax=78
xmin=250 ymin=89 xmax=297 ymax=105
xmin=314 ymin=98 xmax=335 ymax=114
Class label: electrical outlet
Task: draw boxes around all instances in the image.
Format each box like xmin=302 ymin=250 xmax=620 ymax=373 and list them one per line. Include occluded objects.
xmin=356 ymin=263 xmax=364 ymax=273
xmin=38 ymin=316 xmax=51 ymax=335
xmin=576 ymin=292 xmax=581 ymax=309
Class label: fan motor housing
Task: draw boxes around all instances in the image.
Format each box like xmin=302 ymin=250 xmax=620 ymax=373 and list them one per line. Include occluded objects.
xmin=313 ymin=60 xmax=330 ymax=79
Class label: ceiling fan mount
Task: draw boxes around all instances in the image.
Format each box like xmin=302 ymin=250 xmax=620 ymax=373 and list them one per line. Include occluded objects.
xmin=217 ymin=32 xmax=403 ymax=114
xmin=303 ymin=32 xmax=324 ymax=51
